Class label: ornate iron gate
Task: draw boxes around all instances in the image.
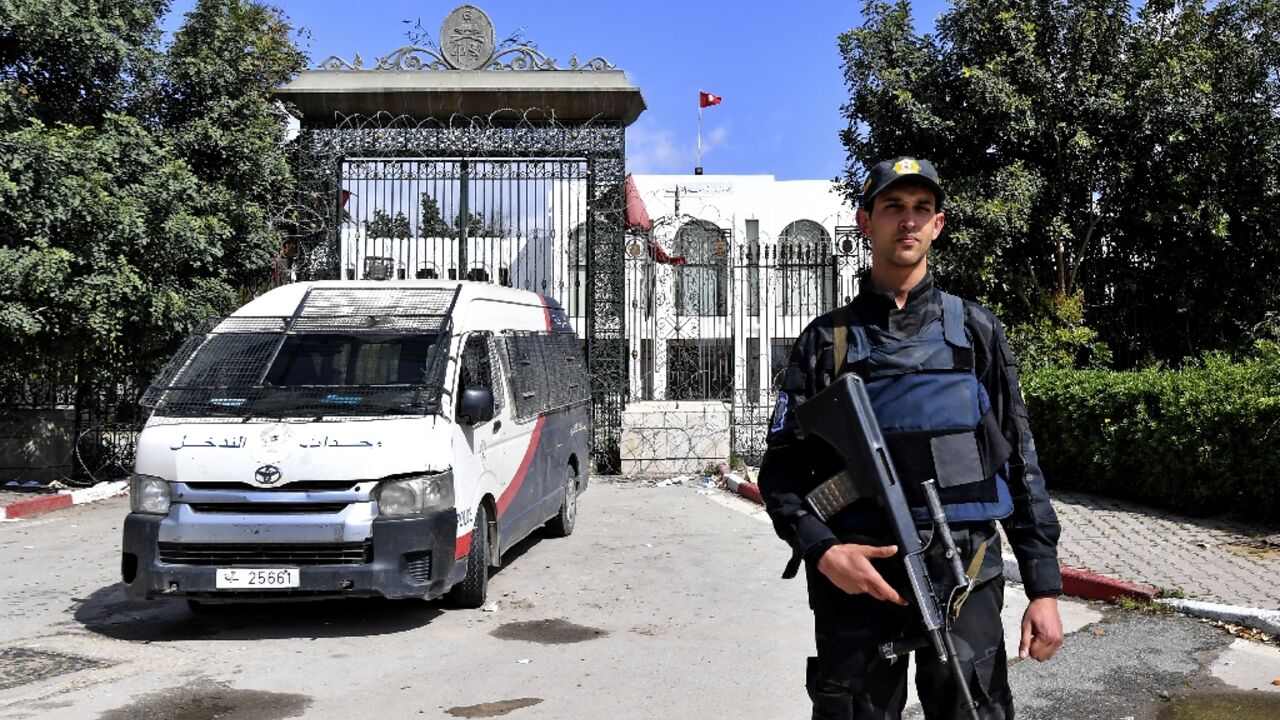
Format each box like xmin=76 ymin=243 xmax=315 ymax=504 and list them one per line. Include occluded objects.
xmin=337 ymin=157 xmax=591 ymax=310
xmin=272 ymin=5 xmax=638 ymax=471
xmin=285 ymin=112 xmax=627 ymax=470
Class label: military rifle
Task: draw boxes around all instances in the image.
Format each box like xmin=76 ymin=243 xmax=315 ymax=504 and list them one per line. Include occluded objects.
xmin=794 ymin=373 xmax=982 ymax=720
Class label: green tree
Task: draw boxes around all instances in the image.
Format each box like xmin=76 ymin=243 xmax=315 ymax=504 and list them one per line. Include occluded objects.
xmin=161 ymin=0 xmax=307 ymax=290
xmin=838 ymin=0 xmax=1280 ymax=366
xmin=418 ymin=194 xmax=451 ymax=236
xmin=454 ymin=210 xmax=489 ymax=237
xmin=0 ymin=0 xmax=306 ymax=414
xmin=840 ymin=0 xmax=1130 ymax=316
xmin=1096 ymin=0 xmax=1280 ymax=363
xmin=0 ymin=0 xmax=166 ymax=128
xmin=366 ymin=208 xmax=412 ymax=239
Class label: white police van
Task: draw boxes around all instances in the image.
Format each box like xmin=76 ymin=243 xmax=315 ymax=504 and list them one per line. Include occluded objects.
xmin=121 ymin=281 xmax=590 ymax=608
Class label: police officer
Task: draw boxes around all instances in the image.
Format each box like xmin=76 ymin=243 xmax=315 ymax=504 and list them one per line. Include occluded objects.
xmin=758 ymin=157 xmax=1064 ymax=720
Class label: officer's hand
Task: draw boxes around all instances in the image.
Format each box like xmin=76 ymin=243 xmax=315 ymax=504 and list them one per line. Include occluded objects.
xmin=1019 ymin=596 xmax=1064 ymax=661
xmin=815 ymin=544 xmax=907 ymax=605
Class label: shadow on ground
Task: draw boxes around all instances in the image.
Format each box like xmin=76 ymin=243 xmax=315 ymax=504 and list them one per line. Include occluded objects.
xmin=69 ymin=526 xmax=563 ymax=643
xmin=71 ymin=582 xmax=445 ymax=642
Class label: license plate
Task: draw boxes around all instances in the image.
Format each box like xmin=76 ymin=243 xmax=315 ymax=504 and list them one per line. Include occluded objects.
xmin=215 ymin=568 xmax=300 ymax=590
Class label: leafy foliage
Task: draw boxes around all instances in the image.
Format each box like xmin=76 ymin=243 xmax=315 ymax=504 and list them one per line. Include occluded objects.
xmin=1023 ymin=346 xmax=1280 ymax=524
xmin=1005 ymin=290 xmax=1112 ymax=370
xmin=0 ymin=0 xmax=305 ymax=405
xmin=419 ymin=194 xmax=450 ymax=236
xmin=839 ymin=0 xmax=1280 ymax=366
xmin=0 ymin=0 xmax=167 ymax=127
xmin=366 ymin=209 xmax=412 ymax=239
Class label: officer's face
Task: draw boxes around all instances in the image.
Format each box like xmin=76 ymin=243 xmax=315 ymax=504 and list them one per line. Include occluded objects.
xmin=857 ymin=185 xmax=945 ymax=270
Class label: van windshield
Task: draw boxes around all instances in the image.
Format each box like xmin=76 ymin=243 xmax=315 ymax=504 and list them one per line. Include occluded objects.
xmin=148 ymin=329 xmax=448 ymax=419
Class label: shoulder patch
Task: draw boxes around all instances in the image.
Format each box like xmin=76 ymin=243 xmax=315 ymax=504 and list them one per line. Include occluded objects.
xmin=769 ymin=392 xmax=789 ymax=433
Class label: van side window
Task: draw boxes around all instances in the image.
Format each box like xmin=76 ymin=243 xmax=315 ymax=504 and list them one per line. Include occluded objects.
xmin=486 ymin=335 xmax=505 ymax=415
xmin=504 ymin=332 xmax=548 ymax=422
xmin=502 ymin=331 xmax=590 ymax=422
xmin=543 ymin=333 xmax=588 ymax=408
xmin=457 ymin=334 xmax=494 ymax=411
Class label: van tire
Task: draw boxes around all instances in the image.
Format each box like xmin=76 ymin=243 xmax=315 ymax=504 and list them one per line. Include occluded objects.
xmin=545 ymin=464 xmax=578 ymax=538
xmin=448 ymin=504 xmax=489 ymax=608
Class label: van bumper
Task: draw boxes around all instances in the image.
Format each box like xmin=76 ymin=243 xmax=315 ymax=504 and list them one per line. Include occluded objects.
xmin=121 ymin=510 xmax=462 ymax=602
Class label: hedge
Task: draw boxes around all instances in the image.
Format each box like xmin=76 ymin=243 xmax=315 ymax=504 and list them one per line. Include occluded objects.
xmin=1021 ymin=344 xmax=1280 ymax=526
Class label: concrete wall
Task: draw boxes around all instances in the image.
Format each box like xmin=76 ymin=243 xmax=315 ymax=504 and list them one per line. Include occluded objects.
xmin=620 ymin=400 xmax=730 ymax=475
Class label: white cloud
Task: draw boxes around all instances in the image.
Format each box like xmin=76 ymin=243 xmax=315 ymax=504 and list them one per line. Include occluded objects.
xmin=706 ymin=125 xmax=728 ymax=149
xmin=626 ymin=122 xmax=683 ymax=173
xmin=626 ymin=121 xmax=729 ymax=173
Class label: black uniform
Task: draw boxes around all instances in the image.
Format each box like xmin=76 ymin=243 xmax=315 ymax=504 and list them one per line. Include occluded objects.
xmin=758 ymin=272 xmax=1062 ymax=720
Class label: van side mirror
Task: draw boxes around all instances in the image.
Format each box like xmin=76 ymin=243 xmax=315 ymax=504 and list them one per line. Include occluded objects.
xmin=458 ymin=386 xmax=495 ymax=425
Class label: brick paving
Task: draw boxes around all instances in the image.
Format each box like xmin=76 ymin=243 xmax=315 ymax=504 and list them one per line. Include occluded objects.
xmin=1044 ymin=490 xmax=1280 ymax=611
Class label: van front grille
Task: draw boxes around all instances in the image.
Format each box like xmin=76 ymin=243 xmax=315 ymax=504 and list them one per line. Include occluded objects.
xmin=185 ymin=481 xmax=361 ymax=492
xmin=158 ymin=541 xmax=372 ymax=566
xmin=187 ymin=503 xmax=349 ymax=514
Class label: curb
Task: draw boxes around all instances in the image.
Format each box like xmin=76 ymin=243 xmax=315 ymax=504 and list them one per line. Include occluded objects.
xmin=1155 ymin=598 xmax=1280 ymax=637
xmin=1060 ymin=565 xmax=1159 ymax=603
xmin=1 ymin=493 xmax=72 ymax=519
xmin=733 ymin=480 xmax=1161 ymax=603
xmin=1001 ymin=558 xmax=1159 ymax=603
xmin=1 ymin=480 xmax=128 ymax=520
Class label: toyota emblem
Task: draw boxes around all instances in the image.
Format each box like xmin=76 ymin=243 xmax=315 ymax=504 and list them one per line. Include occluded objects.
xmin=254 ymin=464 xmax=283 ymax=486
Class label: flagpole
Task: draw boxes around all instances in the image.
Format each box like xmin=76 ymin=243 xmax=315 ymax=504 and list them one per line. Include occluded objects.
xmin=696 ymin=92 xmax=703 ymax=175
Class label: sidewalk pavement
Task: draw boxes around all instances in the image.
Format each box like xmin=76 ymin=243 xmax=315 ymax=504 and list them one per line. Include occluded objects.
xmin=1049 ymin=490 xmax=1280 ymax=611
xmin=726 ymin=476 xmax=1280 ymax=632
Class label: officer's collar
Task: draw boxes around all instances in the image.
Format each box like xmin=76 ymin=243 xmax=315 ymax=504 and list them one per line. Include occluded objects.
xmin=859 ymin=271 xmax=935 ymax=310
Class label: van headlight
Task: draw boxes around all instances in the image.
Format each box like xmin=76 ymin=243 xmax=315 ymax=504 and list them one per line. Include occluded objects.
xmin=130 ymin=474 xmax=171 ymax=515
xmin=375 ymin=471 xmax=454 ymax=517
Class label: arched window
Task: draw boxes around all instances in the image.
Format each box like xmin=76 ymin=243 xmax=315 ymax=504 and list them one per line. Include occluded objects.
xmin=674 ymin=219 xmax=727 ymax=316
xmin=778 ymin=220 xmax=833 ymax=317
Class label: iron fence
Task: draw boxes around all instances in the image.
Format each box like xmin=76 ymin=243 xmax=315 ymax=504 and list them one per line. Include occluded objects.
xmin=625 ymin=222 xmax=870 ymax=465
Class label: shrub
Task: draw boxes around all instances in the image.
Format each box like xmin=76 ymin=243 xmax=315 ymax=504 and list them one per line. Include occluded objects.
xmin=1023 ymin=344 xmax=1280 ymax=525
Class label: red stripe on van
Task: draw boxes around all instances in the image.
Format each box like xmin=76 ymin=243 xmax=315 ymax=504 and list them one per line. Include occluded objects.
xmin=496 ymin=414 xmax=546 ymax=518
xmin=454 ymin=531 xmax=471 ymax=560
xmin=538 ymin=294 xmax=552 ymax=330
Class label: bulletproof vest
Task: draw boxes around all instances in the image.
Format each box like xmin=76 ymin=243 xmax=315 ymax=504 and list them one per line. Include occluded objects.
xmin=835 ymin=292 xmax=1014 ymax=526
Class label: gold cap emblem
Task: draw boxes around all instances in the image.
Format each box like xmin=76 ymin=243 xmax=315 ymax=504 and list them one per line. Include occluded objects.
xmin=893 ymin=158 xmax=921 ymax=175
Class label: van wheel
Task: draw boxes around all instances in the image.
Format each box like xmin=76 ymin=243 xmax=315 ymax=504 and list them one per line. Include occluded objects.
xmin=546 ymin=464 xmax=578 ymax=538
xmin=448 ymin=504 xmax=489 ymax=608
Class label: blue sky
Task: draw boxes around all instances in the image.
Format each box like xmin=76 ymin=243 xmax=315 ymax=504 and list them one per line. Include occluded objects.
xmin=164 ymin=1 xmax=950 ymax=180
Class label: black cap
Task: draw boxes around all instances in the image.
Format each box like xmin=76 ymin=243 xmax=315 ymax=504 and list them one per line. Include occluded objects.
xmin=860 ymin=156 xmax=945 ymax=210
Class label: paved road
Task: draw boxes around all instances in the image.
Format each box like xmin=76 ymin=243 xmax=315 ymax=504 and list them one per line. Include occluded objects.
xmin=1 ymin=479 xmax=1278 ymax=719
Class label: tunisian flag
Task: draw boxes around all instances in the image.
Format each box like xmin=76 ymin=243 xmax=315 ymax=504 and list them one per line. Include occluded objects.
xmin=699 ymin=91 xmax=723 ymax=108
